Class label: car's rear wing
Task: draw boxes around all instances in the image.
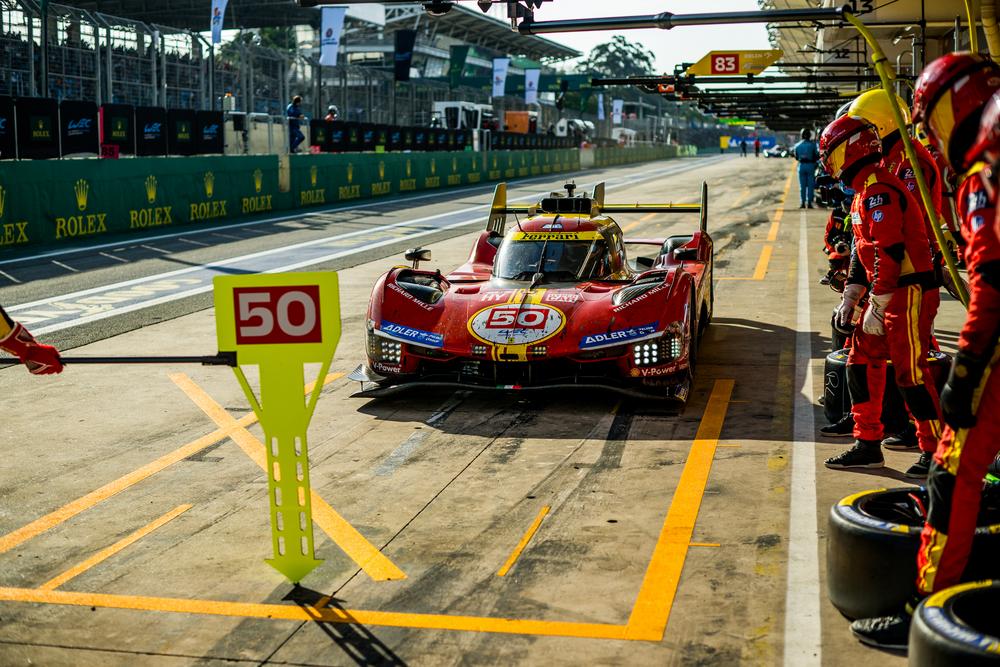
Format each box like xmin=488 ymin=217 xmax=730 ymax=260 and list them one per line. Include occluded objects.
xmin=488 ymin=181 xmax=708 ymax=235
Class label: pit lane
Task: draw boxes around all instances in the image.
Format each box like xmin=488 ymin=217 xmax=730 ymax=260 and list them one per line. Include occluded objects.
xmin=0 ymin=156 xmax=966 ymax=665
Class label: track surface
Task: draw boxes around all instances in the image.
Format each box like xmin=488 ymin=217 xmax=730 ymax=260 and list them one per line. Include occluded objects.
xmin=0 ymin=156 xmax=966 ymax=666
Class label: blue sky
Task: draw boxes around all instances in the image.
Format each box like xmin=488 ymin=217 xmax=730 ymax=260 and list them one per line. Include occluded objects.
xmin=528 ymin=0 xmax=774 ymax=71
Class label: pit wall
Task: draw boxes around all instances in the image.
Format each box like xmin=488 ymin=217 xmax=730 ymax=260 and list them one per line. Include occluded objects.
xmin=0 ymin=146 xmax=693 ymax=253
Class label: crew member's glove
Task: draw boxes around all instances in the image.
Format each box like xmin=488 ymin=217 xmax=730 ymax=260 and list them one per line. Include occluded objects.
xmin=0 ymin=323 xmax=63 ymax=375
xmin=836 ymin=283 xmax=867 ymax=328
xmin=940 ymin=348 xmax=989 ymax=429
xmin=862 ymin=292 xmax=891 ymax=335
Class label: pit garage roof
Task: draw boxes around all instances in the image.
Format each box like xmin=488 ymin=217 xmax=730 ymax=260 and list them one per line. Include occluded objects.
xmin=58 ymin=1 xmax=580 ymax=61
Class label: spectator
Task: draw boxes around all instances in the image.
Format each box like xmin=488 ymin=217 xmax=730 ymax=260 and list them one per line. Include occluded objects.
xmin=754 ymin=136 xmax=761 ymax=158
xmin=740 ymin=138 xmax=747 ymax=157
xmin=286 ymin=95 xmax=305 ymax=153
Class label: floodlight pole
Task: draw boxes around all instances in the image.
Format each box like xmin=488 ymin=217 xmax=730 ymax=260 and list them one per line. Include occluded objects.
xmin=517 ymin=5 xmax=850 ymax=34
xmin=40 ymin=0 xmax=49 ymax=95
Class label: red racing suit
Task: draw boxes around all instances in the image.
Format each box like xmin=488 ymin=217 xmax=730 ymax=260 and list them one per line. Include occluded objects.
xmin=918 ymin=164 xmax=1000 ymax=595
xmin=884 ymin=139 xmax=945 ymax=254
xmin=846 ymin=165 xmax=943 ymax=451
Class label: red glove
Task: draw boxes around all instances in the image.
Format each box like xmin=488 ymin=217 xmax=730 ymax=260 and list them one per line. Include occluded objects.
xmin=0 ymin=323 xmax=63 ymax=375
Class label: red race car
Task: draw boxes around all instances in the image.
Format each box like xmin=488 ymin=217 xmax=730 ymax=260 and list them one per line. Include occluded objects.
xmin=350 ymin=181 xmax=713 ymax=400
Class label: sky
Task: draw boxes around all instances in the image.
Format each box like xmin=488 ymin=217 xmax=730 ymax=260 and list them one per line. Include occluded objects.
xmin=517 ymin=0 xmax=775 ymax=72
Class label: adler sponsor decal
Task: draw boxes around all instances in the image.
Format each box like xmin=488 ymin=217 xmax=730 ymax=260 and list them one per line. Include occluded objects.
xmin=380 ymin=321 xmax=444 ymax=348
xmin=580 ymin=322 xmax=658 ymax=349
xmin=469 ymin=303 xmax=565 ymax=345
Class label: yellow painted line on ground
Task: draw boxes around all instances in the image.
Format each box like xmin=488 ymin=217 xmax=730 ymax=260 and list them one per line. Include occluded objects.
xmin=0 ymin=587 xmax=630 ymax=640
xmin=767 ymin=168 xmax=793 ymax=242
xmin=689 ymin=542 xmax=721 ymax=548
xmin=40 ymin=504 xmax=192 ymax=591
xmin=0 ymin=373 xmax=342 ymax=556
xmin=624 ymin=379 xmax=735 ymax=641
xmin=752 ymin=244 xmax=774 ymax=281
xmin=497 ymin=506 xmax=550 ymax=577
xmin=169 ymin=373 xmax=406 ymax=582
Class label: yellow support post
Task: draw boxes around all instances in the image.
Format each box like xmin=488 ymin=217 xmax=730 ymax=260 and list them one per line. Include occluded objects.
xmin=844 ymin=11 xmax=970 ymax=308
xmin=966 ymin=0 xmax=981 ymax=53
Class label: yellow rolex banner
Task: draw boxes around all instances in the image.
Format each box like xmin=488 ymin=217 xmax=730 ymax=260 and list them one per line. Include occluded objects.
xmin=686 ymin=50 xmax=782 ymax=76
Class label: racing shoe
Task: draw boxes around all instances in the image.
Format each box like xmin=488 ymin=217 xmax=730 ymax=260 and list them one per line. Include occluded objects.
xmin=905 ymin=451 xmax=934 ymax=479
xmin=850 ymin=614 xmax=911 ymax=651
xmin=819 ymin=413 xmax=855 ymax=437
xmin=825 ymin=439 xmax=885 ymax=469
xmin=882 ymin=425 xmax=919 ymax=451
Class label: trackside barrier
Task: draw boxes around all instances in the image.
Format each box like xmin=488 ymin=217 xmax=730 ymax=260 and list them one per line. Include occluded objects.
xmin=0 ymin=146 xmax=692 ymax=253
xmin=590 ymin=145 xmax=695 ymax=169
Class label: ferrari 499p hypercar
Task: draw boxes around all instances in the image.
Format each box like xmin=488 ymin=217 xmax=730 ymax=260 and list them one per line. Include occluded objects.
xmin=350 ymin=181 xmax=713 ymax=401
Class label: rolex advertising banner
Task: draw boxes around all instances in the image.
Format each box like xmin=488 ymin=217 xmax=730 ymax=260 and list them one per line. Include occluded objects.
xmin=394 ymin=29 xmax=417 ymax=82
xmin=612 ymin=98 xmax=624 ymax=125
xmin=210 ymin=0 xmax=228 ymax=45
xmin=524 ymin=69 xmax=540 ymax=105
xmin=319 ymin=6 xmax=347 ymax=67
xmin=492 ymin=58 xmax=510 ymax=98
xmin=597 ymin=93 xmax=605 ymax=121
xmin=16 ymin=97 xmax=58 ymax=160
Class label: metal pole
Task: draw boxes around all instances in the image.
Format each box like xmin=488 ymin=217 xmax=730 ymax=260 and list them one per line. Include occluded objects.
xmin=518 ymin=6 xmax=848 ymax=34
xmin=209 ymin=43 xmax=216 ymax=111
xmin=955 ymin=15 xmax=962 ymax=51
xmin=40 ymin=0 xmax=48 ymax=96
xmin=160 ymin=31 xmax=167 ymax=107
xmin=0 ymin=353 xmax=236 ymax=367
xmin=105 ymin=25 xmax=112 ymax=103
xmin=27 ymin=12 xmax=36 ymax=96
xmin=148 ymin=29 xmax=158 ymax=106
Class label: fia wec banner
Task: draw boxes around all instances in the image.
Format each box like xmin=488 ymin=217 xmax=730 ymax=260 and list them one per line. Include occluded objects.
xmin=524 ymin=69 xmax=540 ymax=105
xmin=319 ymin=6 xmax=347 ymax=67
xmin=492 ymin=58 xmax=510 ymax=98
xmin=210 ymin=0 xmax=228 ymax=45
xmin=611 ymin=98 xmax=624 ymax=126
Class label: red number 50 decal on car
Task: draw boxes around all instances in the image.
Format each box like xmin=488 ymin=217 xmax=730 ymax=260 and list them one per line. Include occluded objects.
xmin=234 ymin=286 xmax=323 ymax=344
xmin=485 ymin=306 xmax=546 ymax=329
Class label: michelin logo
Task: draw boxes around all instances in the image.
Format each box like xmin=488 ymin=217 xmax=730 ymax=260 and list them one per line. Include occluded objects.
xmin=580 ymin=322 xmax=658 ymax=349
xmin=380 ymin=321 xmax=444 ymax=348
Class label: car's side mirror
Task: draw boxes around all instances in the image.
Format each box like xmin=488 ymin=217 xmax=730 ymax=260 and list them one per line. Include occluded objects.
xmin=633 ymin=256 xmax=655 ymax=270
xmin=405 ymin=247 xmax=432 ymax=269
xmin=673 ymin=247 xmax=698 ymax=261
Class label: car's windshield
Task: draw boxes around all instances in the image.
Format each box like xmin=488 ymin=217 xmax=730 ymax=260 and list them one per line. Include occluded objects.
xmin=493 ymin=237 xmax=611 ymax=282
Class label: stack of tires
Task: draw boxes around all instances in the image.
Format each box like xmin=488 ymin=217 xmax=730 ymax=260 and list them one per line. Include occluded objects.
xmin=827 ymin=486 xmax=1000 ymax=664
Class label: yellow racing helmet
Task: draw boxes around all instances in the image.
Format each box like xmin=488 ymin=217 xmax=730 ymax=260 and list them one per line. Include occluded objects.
xmin=848 ymin=89 xmax=911 ymax=139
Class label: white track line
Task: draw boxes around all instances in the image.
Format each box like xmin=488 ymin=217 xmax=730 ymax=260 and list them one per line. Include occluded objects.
xmin=784 ymin=210 xmax=822 ymax=665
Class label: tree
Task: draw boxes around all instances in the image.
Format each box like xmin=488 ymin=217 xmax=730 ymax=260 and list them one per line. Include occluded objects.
xmin=581 ymin=36 xmax=656 ymax=79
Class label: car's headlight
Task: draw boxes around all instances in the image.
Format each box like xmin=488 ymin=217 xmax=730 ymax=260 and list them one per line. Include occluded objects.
xmin=631 ymin=321 xmax=684 ymax=366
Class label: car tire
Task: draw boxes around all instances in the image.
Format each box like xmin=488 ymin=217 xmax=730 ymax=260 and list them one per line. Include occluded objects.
xmin=827 ymin=487 xmax=1000 ymax=620
xmin=910 ymin=581 xmax=1000 ymax=666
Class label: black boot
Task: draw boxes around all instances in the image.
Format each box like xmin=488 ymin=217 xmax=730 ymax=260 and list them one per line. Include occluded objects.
xmin=820 ymin=413 xmax=855 ymax=438
xmin=851 ymin=613 xmax=911 ymax=650
xmin=905 ymin=451 xmax=934 ymax=479
xmin=825 ymin=439 xmax=885 ymax=469
xmin=882 ymin=424 xmax=919 ymax=451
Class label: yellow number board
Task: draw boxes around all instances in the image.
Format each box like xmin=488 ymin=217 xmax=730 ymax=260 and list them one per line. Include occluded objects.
xmin=214 ymin=271 xmax=341 ymax=582
xmin=685 ymin=50 xmax=783 ymax=76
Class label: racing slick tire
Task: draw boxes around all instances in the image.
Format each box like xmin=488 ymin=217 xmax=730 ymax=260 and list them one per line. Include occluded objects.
xmin=910 ymin=581 xmax=1000 ymax=666
xmin=827 ymin=487 xmax=1000 ymax=620
xmin=822 ymin=350 xmax=951 ymax=431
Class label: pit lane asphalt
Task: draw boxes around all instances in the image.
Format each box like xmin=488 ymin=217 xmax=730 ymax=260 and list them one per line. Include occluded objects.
xmin=0 ymin=155 xmax=967 ymax=666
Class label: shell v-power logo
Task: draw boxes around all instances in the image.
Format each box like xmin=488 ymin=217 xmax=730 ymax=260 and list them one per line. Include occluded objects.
xmin=130 ymin=174 xmax=173 ymax=229
xmin=0 ymin=184 xmax=29 ymax=247
xmin=55 ymin=179 xmax=107 ymax=240
xmin=242 ymin=167 xmax=272 ymax=214
xmin=190 ymin=171 xmax=227 ymax=222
